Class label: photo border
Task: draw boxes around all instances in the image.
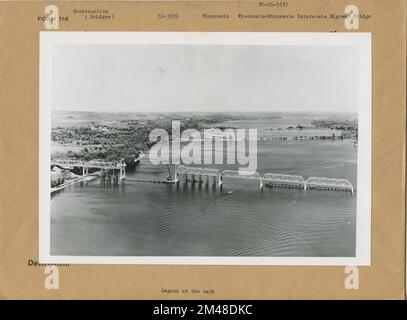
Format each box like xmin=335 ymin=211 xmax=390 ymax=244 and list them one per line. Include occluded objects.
xmin=39 ymin=32 xmax=371 ymax=265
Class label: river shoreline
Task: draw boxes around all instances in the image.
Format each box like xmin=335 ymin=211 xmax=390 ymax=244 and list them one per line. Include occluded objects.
xmin=51 ymin=175 xmax=98 ymax=194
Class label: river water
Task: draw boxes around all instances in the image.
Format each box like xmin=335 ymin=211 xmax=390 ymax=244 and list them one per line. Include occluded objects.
xmin=51 ymin=119 xmax=357 ymax=257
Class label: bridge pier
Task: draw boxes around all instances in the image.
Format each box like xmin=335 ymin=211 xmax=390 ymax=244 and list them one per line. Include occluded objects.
xmin=82 ymin=166 xmax=89 ymax=177
xmin=107 ymin=170 xmax=112 ymax=185
xmin=100 ymin=170 xmax=105 ymax=185
xmin=113 ymin=170 xmax=119 ymax=185
xmin=204 ymin=176 xmax=209 ymax=189
xmin=119 ymin=165 xmax=126 ymax=184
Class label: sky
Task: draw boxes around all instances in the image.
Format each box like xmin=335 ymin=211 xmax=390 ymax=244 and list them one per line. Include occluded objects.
xmin=52 ymin=44 xmax=359 ymax=113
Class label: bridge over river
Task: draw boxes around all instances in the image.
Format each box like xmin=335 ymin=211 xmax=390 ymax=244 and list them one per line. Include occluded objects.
xmin=52 ymin=158 xmax=126 ymax=185
xmin=174 ymin=165 xmax=354 ymax=193
xmin=51 ymin=160 xmax=354 ymax=193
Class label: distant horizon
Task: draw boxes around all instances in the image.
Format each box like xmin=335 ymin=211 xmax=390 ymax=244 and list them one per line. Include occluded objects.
xmin=52 ymin=109 xmax=358 ymax=114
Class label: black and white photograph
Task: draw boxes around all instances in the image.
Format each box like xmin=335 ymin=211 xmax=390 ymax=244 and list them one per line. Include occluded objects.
xmin=39 ymin=32 xmax=371 ymax=265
